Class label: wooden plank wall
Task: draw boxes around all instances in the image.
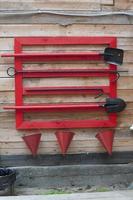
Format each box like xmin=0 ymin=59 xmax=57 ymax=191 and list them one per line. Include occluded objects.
xmin=0 ymin=0 xmax=133 ymax=156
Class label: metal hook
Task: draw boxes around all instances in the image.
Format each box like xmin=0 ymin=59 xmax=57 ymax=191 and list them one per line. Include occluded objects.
xmin=7 ymin=67 xmax=16 ymax=77
xmin=111 ymin=71 xmax=120 ymax=83
xmin=94 ymin=89 xmax=104 ymax=98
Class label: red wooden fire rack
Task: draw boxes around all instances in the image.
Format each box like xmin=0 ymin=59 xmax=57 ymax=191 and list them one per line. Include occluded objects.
xmin=3 ymin=36 xmax=117 ymax=130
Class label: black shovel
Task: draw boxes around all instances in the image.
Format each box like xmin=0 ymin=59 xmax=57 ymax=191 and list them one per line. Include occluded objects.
xmin=103 ymin=47 xmax=124 ymax=65
xmin=103 ymin=98 xmax=126 ymax=113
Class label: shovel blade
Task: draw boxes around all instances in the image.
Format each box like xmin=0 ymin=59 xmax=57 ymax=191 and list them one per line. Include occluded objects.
xmin=104 ymin=98 xmax=126 ymax=113
xmin=104 ymin=47 xmax=124 ymax=65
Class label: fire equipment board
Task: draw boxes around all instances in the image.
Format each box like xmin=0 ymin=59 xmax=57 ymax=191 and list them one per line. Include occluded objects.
xmin=9 ymin=37 xmax=117 ymax=129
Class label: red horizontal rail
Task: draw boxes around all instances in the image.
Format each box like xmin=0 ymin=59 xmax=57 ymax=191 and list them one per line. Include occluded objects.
xmin=4 ymin=103 xmax=104 ymax=112
xmin=23 ymin=72 xmax=111 ymax=78
xmin=16 ymin=36 xmax=116 ymax=46
xmin=1 ymin=52 xmax=102 ymax=62
xmin=18 ymin=69 xmax=116 ymax=73
xmin=18 ymin=119 xmax=116 ymax=129
xmin=19 ymin=69 xmax=114 ymax=78
xmin=23 ymin=86 xmax=109 ymax=95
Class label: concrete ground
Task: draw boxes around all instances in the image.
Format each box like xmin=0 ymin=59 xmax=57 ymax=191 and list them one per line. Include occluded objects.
xmin=0 ymin=191 xmax=133 ymax=200
xmin=1 ymin=165 xmax=133 ymax=198
xmin=12 ymin=164 xmax=133 ymax=189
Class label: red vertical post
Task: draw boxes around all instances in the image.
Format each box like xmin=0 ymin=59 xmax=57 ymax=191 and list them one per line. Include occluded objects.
xmin=15 ymin=38 xmax=24 ymax=128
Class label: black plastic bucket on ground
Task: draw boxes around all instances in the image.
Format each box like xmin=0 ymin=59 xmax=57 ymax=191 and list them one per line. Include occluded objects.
xmin=0 ymin=168 xmax=16 ymax=195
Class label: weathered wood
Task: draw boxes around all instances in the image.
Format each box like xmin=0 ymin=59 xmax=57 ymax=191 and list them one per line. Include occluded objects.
xmin=0 ymin=13 xmax=132 ymax=25
xmin=0 ymin=24 xmax=132 ymax=37
xmin=0 ymin=2 xmax=132 ymax=156
xmin=102 ymin=0 xmax=133 ymax=11
xmin=0 ymin=76 xmax=132 ymax=91
xmin=1 ymin=137 xmax=133 ymax=149
xmin=101 ymin=0 xmax=113 ymax=4
xmin=0 ymin=0 xmax=101 ymax=10
xmin=1 ymin=145 xmax=133 ymax=155
xmin=0 ymin=89 xmax=132 ymax=103
xmin=0 ymin=127 xmax=131 ymax=142
xmin=114 ymin=0 xmax=133 ymax=10
xmin=0 ymin=37 xmax=132 ymax=51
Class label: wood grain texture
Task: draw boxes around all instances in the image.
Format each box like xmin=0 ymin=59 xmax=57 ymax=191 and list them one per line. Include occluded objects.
xmin=0 ymin=0 xmax=132 ymax=156
xmin=114 ymin=0 xmax=133 ymax=10
xmin=101 ymin=0 xmax=113 ymax=5
xmin=0 ymin=12 xmax=132 ymax=25
xmin=0 ymin=0 xmax=101 ymax=10
xmin=0 ymin=76 xmax=132 ymax=91
xmin=0 ymin=37 xmax=132 ymax=51
xmin=0 ymin=145 xmax=133 ymax=155
xmin=0 ymin=24 xmax=132 ymax=37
